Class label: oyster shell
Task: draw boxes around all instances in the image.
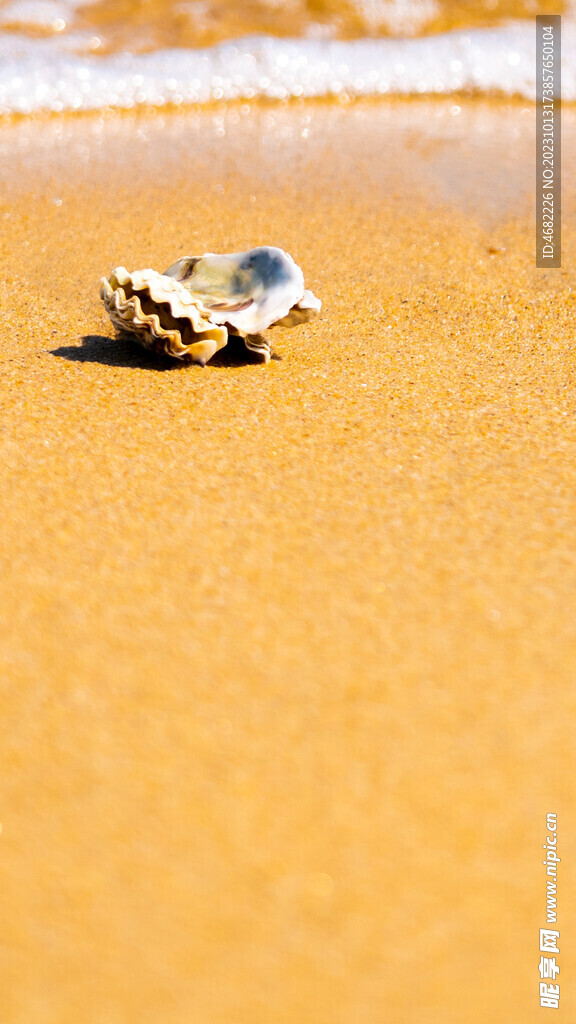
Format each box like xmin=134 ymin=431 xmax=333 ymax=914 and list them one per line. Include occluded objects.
xmin=100 ymin=246 xmax=321 ymax=366
xmin=99 ymin=267 xmax=228 ymax=367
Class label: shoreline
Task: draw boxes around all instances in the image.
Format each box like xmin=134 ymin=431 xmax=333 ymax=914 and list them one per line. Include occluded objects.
xmin=2 ymin=98 xmax=574 ymax=219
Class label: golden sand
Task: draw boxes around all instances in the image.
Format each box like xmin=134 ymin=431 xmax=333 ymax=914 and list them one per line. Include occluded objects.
xmin=0 ymin=102 xmax=575 ymax=1023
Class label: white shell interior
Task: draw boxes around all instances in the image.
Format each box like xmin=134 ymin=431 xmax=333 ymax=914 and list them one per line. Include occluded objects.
xmin=163 ymin=246 xmax=309 ymax=336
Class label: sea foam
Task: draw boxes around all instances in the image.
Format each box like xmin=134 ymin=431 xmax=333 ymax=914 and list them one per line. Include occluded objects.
xmin=0 ymin=22 xmax=574 ymax=117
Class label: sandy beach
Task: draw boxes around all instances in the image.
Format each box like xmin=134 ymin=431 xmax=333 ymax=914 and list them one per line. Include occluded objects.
xmin=1 ymin=100 xmax=575 ymax=1022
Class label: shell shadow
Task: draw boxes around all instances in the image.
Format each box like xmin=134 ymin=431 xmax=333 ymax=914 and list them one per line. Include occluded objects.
xmin=51 ymin=334 xmax=173 ymax=371
xmin=51 ymin=334 xmax=280 ymax=370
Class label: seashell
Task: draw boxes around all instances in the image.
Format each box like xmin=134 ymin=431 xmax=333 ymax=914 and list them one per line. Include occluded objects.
xmin=99 ymin=267 xmax=228 ymax=367
xmin=100 ymin=246 xmax=321 ymax=366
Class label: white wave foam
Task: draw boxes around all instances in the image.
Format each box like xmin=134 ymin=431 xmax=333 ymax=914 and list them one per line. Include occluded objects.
xmin=0 ymin=0 xmax=94 ymax=32
xmin=0 ymin=24 xmax=574 ymax=116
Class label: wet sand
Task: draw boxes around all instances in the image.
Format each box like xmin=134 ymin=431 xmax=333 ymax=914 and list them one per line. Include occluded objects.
xmin=1 ymin=102 xmax=576 ymax=1023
